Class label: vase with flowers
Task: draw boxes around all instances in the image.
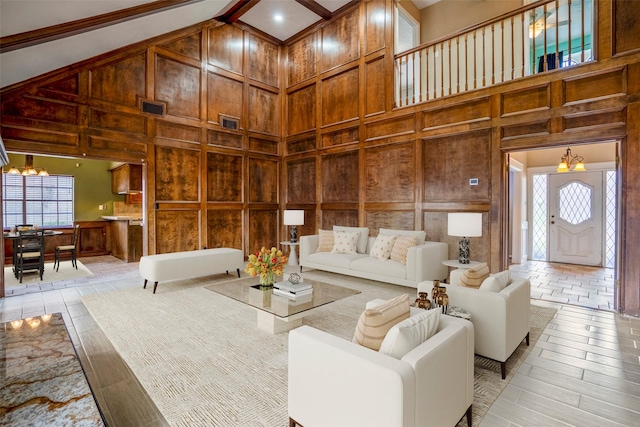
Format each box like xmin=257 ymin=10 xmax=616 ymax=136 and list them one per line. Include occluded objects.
xmin=245 ymin=246 xmax=288 ymax=289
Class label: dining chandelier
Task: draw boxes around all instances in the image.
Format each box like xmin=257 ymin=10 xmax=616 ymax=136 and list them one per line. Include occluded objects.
xmin=7 ymin=154 xmax=49 ymax=176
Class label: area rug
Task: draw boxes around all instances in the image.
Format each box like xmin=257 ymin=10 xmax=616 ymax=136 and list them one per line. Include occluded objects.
xmin=4 ymin=260 xmax=93 ymax=288
xmin=81 ymin=270 xmax=556 ymax=427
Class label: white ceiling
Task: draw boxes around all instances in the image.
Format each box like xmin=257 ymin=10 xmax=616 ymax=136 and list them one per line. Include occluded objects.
xmin=0 ymin=0 xmax=428 ymax=88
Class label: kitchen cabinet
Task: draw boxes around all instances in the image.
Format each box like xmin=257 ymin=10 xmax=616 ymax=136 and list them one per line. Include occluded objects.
xmin=110 ymin=163 xmax=142 ymax=194
xmin=76 ymin=221 xmax=111 ymax=257
xmin=108 ymin=220 xmax=142 ymax=262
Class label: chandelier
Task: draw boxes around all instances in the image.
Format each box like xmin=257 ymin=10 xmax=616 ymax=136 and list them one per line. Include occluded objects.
xmin=7 ymin=154 xmax=49 ymax=176
xmin=556 ymin=147 xmax=586 ymax=173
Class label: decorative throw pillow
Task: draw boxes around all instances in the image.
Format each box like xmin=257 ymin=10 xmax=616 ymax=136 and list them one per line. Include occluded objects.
xmin=480 ymin=270 xmax=511 ymax=292
xmin=352 ymin=294 xmax=410 ymax=351
xmin=331 ymin=231 xmax=360 ymax=255
xmin=390 ymin=236 xmax=418 ymax=265
xmin=370 ymin=234 xmax=397 ymax=261
xmin=316 ymin=229 xmax=334 ymax=252
xmin=458 ymin=262 xmax=490 ymax=288
xmin=379 ymin=308 xmax=441 ymax=359
xmin=333 ymin=226 xmax=370 ymax=254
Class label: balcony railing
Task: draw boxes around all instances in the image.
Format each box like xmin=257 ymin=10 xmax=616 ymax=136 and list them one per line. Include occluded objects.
xmin=394 ymin=0 xmax=594 ymax=107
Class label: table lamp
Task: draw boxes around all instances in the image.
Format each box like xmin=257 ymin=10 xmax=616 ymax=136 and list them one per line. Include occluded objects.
xmin=284 ymin=210 xmax=304 ymax=243
xmin=448 ymin=212 xmax=482 ymax=264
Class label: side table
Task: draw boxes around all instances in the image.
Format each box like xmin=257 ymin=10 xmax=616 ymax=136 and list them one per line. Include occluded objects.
xmin=442 ymin=259 xmax=481 ymax=270
xmin=280 ymin=241 xmax=300 ymax=266
xmin=446 ymin=306 xmax=471 ymax=321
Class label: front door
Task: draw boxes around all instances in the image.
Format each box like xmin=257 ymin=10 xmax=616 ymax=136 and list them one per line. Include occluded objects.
xmin=548 ymin=171 xmax=603 ymax=266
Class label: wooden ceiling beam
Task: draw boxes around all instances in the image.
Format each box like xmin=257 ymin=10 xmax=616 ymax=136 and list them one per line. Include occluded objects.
xmin=295 ymin=0 xmax=332 ymax=20
xmin=0 ymin=0 xmax=204 ymax=54
xmin=216 ymin=0 xmax=262 ymax=24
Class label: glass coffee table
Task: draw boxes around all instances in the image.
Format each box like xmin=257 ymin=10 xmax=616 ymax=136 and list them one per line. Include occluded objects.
xmin=205 ymin=277 xmax=360 ymax=334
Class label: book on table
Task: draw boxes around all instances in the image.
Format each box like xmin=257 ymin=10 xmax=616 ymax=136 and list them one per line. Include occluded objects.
xmin=273 ymin=287 xmax=313 ymax=300
xmin=273 ymin=280 xmax=312 ymax=293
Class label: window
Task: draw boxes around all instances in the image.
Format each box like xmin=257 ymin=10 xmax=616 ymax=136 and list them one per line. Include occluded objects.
xmin=2 ymin=173 xmax=74 ymax=228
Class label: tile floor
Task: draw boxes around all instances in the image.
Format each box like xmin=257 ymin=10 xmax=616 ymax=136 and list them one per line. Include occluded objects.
xmin=1 ymin=256 xmax=638 ymax=426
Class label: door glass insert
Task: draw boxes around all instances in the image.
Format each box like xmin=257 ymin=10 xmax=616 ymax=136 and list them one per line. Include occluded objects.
xmin=531 ymin=174 xmax=548 ymax=260
xmin=559 ymin=182 xmax=591 ymax=225
xmin=605 ymin=171 xmax=616 ymax=268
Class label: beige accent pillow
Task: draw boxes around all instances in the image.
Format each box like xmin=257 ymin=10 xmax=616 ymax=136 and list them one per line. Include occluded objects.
xmin=316 ymin=229 xmax=334 ymax=252
xmin=370 ymin=234 xmax=397 ymax=261
xmin=353 ymin=294 xmax=411 ymax=351
xmin=331 ymin=231 xmax=359 ymax=255
xmin=459 ymin=262 xmax=490 ymax=288
xmin=390 ymin=236 xmax=418 ymax=265
xmin=480 ymin=270 xmax=511 ymax=292
xmin=379 ymin=308 xmax=441 ymax=359
xmin=333 ymin=226 xmax=369 ymax=254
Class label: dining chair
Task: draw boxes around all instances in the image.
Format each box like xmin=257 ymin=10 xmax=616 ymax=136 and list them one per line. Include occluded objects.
xmin=54 ymin=224 xmax=80 ymax=271
xmin=15 ymin=229 xmax=45 ymax=283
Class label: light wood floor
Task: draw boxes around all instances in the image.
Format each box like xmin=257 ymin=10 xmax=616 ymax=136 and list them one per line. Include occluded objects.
xmin=1 ymin=256 xmax=638 ymax=426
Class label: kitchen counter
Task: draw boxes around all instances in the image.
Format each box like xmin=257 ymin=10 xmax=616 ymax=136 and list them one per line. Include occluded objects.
xmin=102 ymin=216 xmax=143 ymax=262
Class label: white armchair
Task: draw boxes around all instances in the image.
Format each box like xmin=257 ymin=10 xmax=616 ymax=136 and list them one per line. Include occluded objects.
xmin=288 ymin=309 xmax=474 ymax=427
xmin=418 ymin=270 xmax=531 ymax=379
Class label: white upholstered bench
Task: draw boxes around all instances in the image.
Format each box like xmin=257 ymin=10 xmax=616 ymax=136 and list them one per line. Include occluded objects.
xmin=139 ymin=248 xmax=244 ymax=293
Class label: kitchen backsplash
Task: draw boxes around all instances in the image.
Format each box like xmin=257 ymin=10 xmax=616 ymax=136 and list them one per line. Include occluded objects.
xmin=113 ymin=201 xmax=142 ymax=217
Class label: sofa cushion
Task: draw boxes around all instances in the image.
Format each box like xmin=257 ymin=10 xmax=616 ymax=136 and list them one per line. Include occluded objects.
xmin=353 ymin=294 xmax=410 ymax=351
xmin=334 ymin=226 xmax=370 ymax=254
xmin=459 ymin=262 xmax=490 ymax=288
xmin=379 ymin=308 xmax=441 ymax=359
xmin=480 ymin=270 xmax=511 ymax=292
xmin=370 ymin=234 xmax=397 ymax=260
xmin=307 ymin=251 xmax=367 ymax=269
xmin=331 ymin=231 xmax=359 ymax=254
xmin=316 ymin=229 xmax=334 ymax=252
xmin=390 ymin=236 xmax=418 ymax=265
xmin=379 ymin=228 xmax=426 ymax=246
xmin=350 ymin=257 xmax=407 ymax=279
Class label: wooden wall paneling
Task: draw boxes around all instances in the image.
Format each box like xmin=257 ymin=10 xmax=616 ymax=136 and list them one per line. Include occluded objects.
xmin=154 ymin=144 xmax=200 ymax=201
xmin=423 ymin=211 xmax=490 ymax=265
xmin=87 ymin=132 xmax=148 ymax=158
xmin=89 ymin=54 xmax=146 ymax=107
xmin=365 ymin=142 xmax=415 ymax=202
xmin=500 ymin=84 xmax=551 ymax=116
xmin=364 ymin=0 xmax=386 ymax=55
xmin=155 ymin=210 xmax=201 ymax=253
xmin=287 ymin=157 xmax=317 ymax=204
xmin=365 ymin=114 xmax=414 ymax=141
xmin=423 ymin=129 xmax=491 ymax=202
xmin=321 ymin=9 xmax=360 ymax=73
xmin=207 ymin=209 xmax=243 ymax=250
xmin=287 ymin=33 xmax=317 ymax=86
xmin=89 ymin=109 xmax=147 ymax=134
xmin=422 ymin=97 xmax=491 ymax=130
xmin=156 ymin=120 xmax=201 ymax=143
xmin=501 ymin=120 xmax=550 ymax=140
xmin=296 ymin=208 xmax=317 ymax=239
xmin=207 ymin=152 xmax=243 ymax=202
xmin=248 ymin=157 xmax=279 ymax=203
xmin=40 ymin=75 xmax=80 ymax=98
xmin=321 ymin=210 xmax=359 ymax=229
xmin=563 ymin=108 xmax=626 ymax=133
xmin=287 ymin=84 xmax=317 ymax=135
xmin=249 ymin=137 xmax=279 ymax=155
xmin=321 ymin=150 xmax=359 ymax=203
xmin=364 ymin=55 xmax=386 ymax=117
xmin=160 ymin=31 xmax=202 ymax=60
xmin=563 ymin=67 xmax=626 ymax=105
xmin=208 ymin=24 xmax=244 ymax=75
xmin=1 ymin=95 xmax=79 ymax=128
xmin=286 ymin=134 xmax=317 ymax=154
xmin=249 ymin=34 xmax=279 ymax=88
xmin=321 ymin=68 xmax=360 ymax=126
xmin=248 ymin=209 xmax=279 ymax=251
xmin=155 ymin=54 xmax=201 ymax=119
xmin=0 ymin=125 xmax=80 ymax=153
xmin=613 ymin=0 xmax=640 ymax=55
xmin=207 ymin=72 xmax=244 ymax=125
xmin=364 ymin=210 xmax=415 ymax=236
xmin=321 ymin=126 xmax=359 ymax=148
xmin=248 ymin=86 xmax=280 ymax=135
xmin=208 ymin=129 xmax=244 ymax=149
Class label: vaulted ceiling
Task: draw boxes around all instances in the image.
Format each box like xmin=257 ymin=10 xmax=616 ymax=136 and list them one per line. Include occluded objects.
xmin=0 ymin=0 xmax=389 ymax=88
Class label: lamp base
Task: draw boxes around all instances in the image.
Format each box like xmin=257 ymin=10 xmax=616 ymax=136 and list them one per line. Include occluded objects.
xmin=458 ymin=237 xmax=470 ymax=264
xmin=289 ymin=225 xmax=298 ymax=243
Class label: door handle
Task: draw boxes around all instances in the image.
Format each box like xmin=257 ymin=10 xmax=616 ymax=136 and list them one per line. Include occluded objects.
xmin=550 ymin=221 xmax=555 ymax=224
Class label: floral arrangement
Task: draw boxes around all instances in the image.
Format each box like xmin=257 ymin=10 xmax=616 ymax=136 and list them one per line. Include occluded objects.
xmin=245 ymin=246 xmax=288 ymax=287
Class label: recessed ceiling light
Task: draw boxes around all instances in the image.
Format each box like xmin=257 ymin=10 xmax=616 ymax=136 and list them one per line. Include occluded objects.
xmin=274 ymin=14 xmax=283 ymax=22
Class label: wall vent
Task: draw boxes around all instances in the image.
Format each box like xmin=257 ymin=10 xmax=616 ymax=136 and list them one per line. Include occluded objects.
xmin=221 ymin=117 xmax=239 ymax=131
xmin=141 ymin=100 xmax=165 ymax=116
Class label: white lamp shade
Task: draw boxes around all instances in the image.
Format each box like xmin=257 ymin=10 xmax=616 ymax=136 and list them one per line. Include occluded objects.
xmin=448 ymin=213 xmax=482 ymax=237
xmin=284 ymin=210 xmax=304 ymax=226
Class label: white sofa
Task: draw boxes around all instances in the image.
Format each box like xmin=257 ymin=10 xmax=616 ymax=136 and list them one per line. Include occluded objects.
xmin=288 ymin=307 xmax=474 ymax=427
xmin=418 ymin=269 xmax=531 ymax=379
xmin=299 ymin=228 xmax=448 ymax=288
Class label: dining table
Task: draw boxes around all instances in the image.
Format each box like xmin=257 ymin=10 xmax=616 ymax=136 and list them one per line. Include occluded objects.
xmin=3 ymin=229 xmax=64 ymax=279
